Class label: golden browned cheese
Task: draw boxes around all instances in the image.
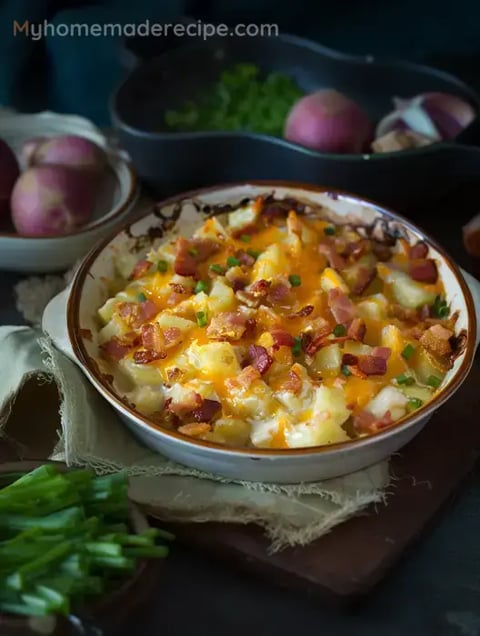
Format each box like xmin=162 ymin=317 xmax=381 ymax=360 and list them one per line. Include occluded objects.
xmin=96 ymin=200 xmax=457 ymax=450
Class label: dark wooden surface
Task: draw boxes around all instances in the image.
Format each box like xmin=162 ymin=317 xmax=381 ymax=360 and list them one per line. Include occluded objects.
xmin=2 ymin=361 xmax=480 ymax=604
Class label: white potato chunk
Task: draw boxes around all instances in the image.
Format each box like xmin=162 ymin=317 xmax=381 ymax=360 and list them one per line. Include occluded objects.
xmin=320 ymin=267 xmax=349 ymax=293
xmin=313 ymin=343 xmax=342 ymax=376
xmin=187 ymin=341 xmax=241 ymax=379
xmin=210 ymin=418 xmax=251 ymax=446
xmin=227 ymin=203 xmax=259 ymax=234
xmin=119 ymin=356 xmax=164 ymax=386
xmin=128 ymin=385 xmax=165 ymax=415
xmin=193 ymin=216 xmax=228 ymax=241
xmin=378 ymin=267 xmax=436 ymax=309
xmin=146 ymin=242 xmax=176 ymax=266
xmin=250 ymin=411 xmax=292 ymax=447
xmin=357 ymin=294 xmax=388 ymax=321
xmin=208 ymin=279 xmax=236 ymax=314
xmin=98 ymin=316 xmax=126 ymax=344
xmin=98 ymin=297 xmax=119 ymax=324
xmin=365 ymin=386 xmax=408 ymax=421
xmin=155 ymin=313 xmax=196 ymax=335
xmin=252 ymin=243 xmax=289 ymax=281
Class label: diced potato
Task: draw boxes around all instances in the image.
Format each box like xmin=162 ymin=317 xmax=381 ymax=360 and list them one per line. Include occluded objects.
xmin=115 ymin=252 xmax=139 ymax=280
xmin=311 ymin=385 xmax=351 ymax=429
xmin=320 ymin=267 xmax=349 ymax=293
xmin=410 ymin=348 xmax=447 ymax=385
xmin=191 ymin=291 xmax=209 ymax=314
xmin=119 ymin=357 xmax=164 ymax=386
xmin=210 ymin=418 xmax=251 ymax=447
xmin=250 ymin=411 xmax=292 ymax=447
xmin=146 ymin=242 xmax=175 ymax=266
xmin=165 ymin=380 xmax=218 ymax=403
xmin=313 ymin=343 xmax=342 ymax=376
xmin=187 ymin=341 xmax=241 ymax=379
xmin=365 ymin=386 xmax=408 ymax=421
xmin=128 ymin=385 xmax=165 ymax=415
xmin=357 ymin=294 xmax=388 ymax=321
xmin=343 ymin=254 xmax=376 ymax=292
xmin=252 ymin=244 xmax=289 ymax=281
xmin=378 ymin=267 xmax=436 ymax=308
xmin=398 ymin=383 xmax=434 ymax=402
xmin=98 ymin=297 xmax=119 ymax=324
xmin=194 ymin=216 xmax=228 ymax=241
xmin=155 ymin=313 xmax=196 ymax=335
xmin=381 ymin=324 xmax=407 ymax=357
xmin=98 ymin=316 xmax=126 ymax=344
xmin=226 ymin=377 xmax=277 ymax=419
xmin=208 ymin=279 xmax=236 ymax=314
xmin=227 ymin=203 xmax=259 ymax=234
xmin=285 ymin=387 xmax=351 ymax=447
xmin=343 ymin=341 xmax=373 ymax=356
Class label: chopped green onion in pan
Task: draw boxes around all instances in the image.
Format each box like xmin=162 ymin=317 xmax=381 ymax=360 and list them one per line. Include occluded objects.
xmin=401 ymin=344 xmax=415 ymax=360
xmin=209 ymin=264 xmax=225 ymax=274
xmin=288 ymin=274 xmax=302 ymax=287
xmin=333 ymin=324 xmax=346 ymax=337
xmin=226 ymin=256 xmax=240 ymax=268
xmin=196 ymin=311 xmax=208 ymax=327
xmin=194 ymin=280 xmax=209 ymax=294
xmin=157 ymin=260 xmax=168 ymax=273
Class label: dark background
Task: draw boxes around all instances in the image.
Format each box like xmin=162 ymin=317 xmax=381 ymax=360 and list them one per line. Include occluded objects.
xmin=1 ymin=0 xmax=480 ymax=125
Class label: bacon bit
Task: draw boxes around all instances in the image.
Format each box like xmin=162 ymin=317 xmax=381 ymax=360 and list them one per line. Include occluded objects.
xmin=333 ymin=376 xmax=346 ymax=389
xmin=244 ymin=318 xmax=257 ymax=336
xmin=351 ymin=266 xmax=376 ymax=295
xmin=347 ymin=365 xmax=368 ymax=379
xmin=347 ymin=318 xmax=366 ymax=342
xmin=80 ymin=328 xmax=93 ymax=341
xmin=248 ymin=345 xmax=274 ymax=375
xmin=235 ymin=249 xmax=256 ymax=267
xmin=327 ymin=288 xmax=356 ymax=325
xmin=319 ymin=243 xmax=347 ymax=270
xmin=250 ymin=279 xmax=271 ymax=296
xmin=141 ymin=323 xmax=165 ymax=353
xmin=236 ymin=290 xmax=259 ymax=307
xmin=100 ymin=337 xmax=130 ymax=361
xmin=409 ymin=259 xmax=438 ymax=284
xmin=169 ymin=282 xmax=192 ymax=295
xmin=304 ymin=319 xmax=334 ymax=355
xmin=409 ymin=241 xmax=429 ymax=260
xmin=342 ymin=353 xmax=358 ymax=366
xmin=191 ymin=399 xmax=221 ymax=423
xmin=120 ymin=331 xmax=141 ymax=347
xmin=206 ymin=311 xmax=249 ymax=341
xmin=133 ymin=349 xmax=166 ymax=364
xmin=166 ymin=367 xmax=184 ymax=382
xmin=371 ymin=346 xmax=391 ymax=360
xmin=301 ymin=332 xmax=313 ymax=352
xmin=357 ymin=355 xmax=387 ymax=376
xmin=177 ymin=422 xmax=212 ymax=437
xmin=167 ymin=391 xmax=203 ymax=417
xmin=271 ymin=329 xmax=296 ymax=349
xmin=232 ymin=279 xmax=247 ymax=292
xmin=287 ymin=210 xmax=302 ymax=236
xmin=167 ymin=292 xmax=187 ymax=307
xmin=130 ymin=259 xmax=151 ymax=280
xmin=354 ymin=410 xmax=393 ymax=434
xmin=389 ymin=304 xmax=419 ymax=323
xmin=419 ymin=304 xmax=431 ymax=320
xmin=262 ymin=203 xmax=288 ymax=220
xmin=225 ymin=365 xmax=261 ymax=391
xmin=256 ymin=305 xmax=282 ymax=330
xmin=419 ymin=324 xmax=453 ymax=357
xmin=288 ymin=305 xmax=314 ymax=319
xmin=174 ymin=237 xmax=219 ymax=276
xmin=268 ymin=281 xmax=292 ymax=305
xmin=282 ymin=365 xmax=303 ymax=394
xmin=118 ymin=300 xmax=158 ymax=329
xmin=372 ymin=242 xmax=392 ymax=261
xmin=163 ymin=327 xmax=183 ymax=348
xmin=348 ymin=239 xmax=370 ymax=261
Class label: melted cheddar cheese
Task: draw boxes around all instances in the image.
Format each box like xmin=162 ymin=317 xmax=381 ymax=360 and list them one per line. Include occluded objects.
xmin=95 ymin=197 xmax=460 ymax=449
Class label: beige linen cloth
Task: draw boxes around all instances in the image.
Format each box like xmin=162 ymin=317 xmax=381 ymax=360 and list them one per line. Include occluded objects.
xmin=0 ymin=281 xmax=390 ymax=551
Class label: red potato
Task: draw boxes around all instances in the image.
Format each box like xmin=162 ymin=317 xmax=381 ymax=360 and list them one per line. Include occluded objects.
xmin=10 ymin=165 xmax=96 ymax=236
xmin=31 ymin=135 xmax=107 ymax=174
xmin=284 ymin=89 xmax=373 ymax=153
xmin=0 ymin=139 xmax=20 ymax=216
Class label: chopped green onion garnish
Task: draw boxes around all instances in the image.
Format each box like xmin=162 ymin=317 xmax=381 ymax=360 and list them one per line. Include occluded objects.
xmin=433 ymin=295 xmax=450 ymax=318
xmin=401 ymin=344 xmax=416 ymax=360
xmin=188 ymin=247 xmax=199 ymax=257
xmin=137 ymin=293 xmax=147 ymax=303
xmin=240 ymin=234 xmax=251 ymax=242
xmin=288 ymin=274 xmax=302 ymax=287
xmin=291 ymin=337 xmax=302 ymax=356
xmin=226 ymin=256 xmax=240 ymax=268
xmin=408 ymin=397 xmax=423 ymax=410
xmin=396 ymin=374 xmax=415 ymax=386
xmin=157 ymin=260 xmax=168 ymax=273
xmin=194 ymin=280 xmax=209 ymax=294
xmin=341 ymin=365 xmax=352 ymax=377
xmin=196 ymin=311 xmax=207 ymax=327
xmin=246 ymin=249 xmax=260 ymax=260
xmin=324 ymin=226 xmax=335 ymax=236
xmin=209 ymin=264 xmax=225 ymax=275
xmin=427 ymin=375 xmax=442 ymax=389
xmin=333 ymin=324 xmax=347 ymax=337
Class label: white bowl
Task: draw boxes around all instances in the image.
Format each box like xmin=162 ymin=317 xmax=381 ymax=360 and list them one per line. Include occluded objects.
xmin=0 ymin=110 xmax=139 ymax=273
xmin=43 ymin=182 xmax=480 ymax=483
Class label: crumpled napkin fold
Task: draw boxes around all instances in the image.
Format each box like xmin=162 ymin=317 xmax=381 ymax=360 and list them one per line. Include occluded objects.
xmin=0 ymin=325 xmax=390 ymax=551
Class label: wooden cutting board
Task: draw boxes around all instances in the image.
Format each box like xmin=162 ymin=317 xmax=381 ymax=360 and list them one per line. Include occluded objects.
xmin=1 ymin=362 xmax=480 ymax=605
